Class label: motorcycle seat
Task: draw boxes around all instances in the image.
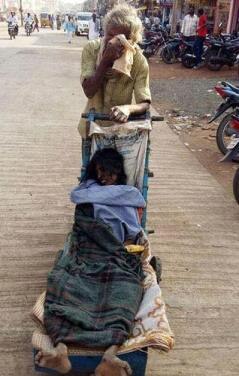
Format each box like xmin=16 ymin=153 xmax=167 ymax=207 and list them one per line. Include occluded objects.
xmin=221 ymin=81 xmax=239 ymax=94
xmin=183 ymin=41 xmax=194 ymax=46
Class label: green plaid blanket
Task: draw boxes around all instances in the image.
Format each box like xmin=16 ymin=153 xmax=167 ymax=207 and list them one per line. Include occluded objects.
xmin=44 ymin=204 xmax=144 ymax=348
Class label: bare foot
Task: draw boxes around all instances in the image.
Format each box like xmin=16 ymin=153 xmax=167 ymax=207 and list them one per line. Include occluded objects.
xmin=35 ymin=343 xmax=71 ymax=374
xmin=94 ymin=356 xmax=132 ymax=376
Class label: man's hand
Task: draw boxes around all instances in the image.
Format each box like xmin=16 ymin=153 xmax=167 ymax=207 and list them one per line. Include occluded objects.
xmin=110 ymin=105 xmax=130 ymax=123
xmin=102 ymin=39 xmax=124 ymax=66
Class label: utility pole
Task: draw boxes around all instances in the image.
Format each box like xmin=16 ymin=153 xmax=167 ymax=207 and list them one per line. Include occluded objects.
xmin=19 ymin=0 xmax=23 ymax=26
xmin=171 ymin=0 xmax=181 ymax=35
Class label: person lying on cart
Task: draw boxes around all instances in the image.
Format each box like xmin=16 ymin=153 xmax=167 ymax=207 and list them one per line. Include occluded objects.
xmin=79 ymin=4 xmax=151 ymax=144
xmin=34 ymin=148 xmax=148 ymax=375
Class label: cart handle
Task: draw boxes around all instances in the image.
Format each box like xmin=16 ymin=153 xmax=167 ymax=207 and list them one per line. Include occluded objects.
xmin=81 ymin=112 xmax=164 ymax=122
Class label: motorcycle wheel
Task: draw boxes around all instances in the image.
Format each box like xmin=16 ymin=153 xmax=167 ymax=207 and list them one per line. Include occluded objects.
xmin=161 ymin=47 xmax=174 ymax=64
xmin=181 ymin=55 xmax=196 ymax=69
xmin=143 ymin=48 xmax=154 ymax=59
xmin=233 ymin=168 xmax=239 ymax=204
xmin=216 ymin=113 xmax=239 ymax=155
xmin=207 ymin=53 xmax=224 ymax=71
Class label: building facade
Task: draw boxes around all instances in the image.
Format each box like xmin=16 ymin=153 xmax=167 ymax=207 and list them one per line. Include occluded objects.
xmin=171 ymin=0 xmax=232 ymax=34
xmin=227 ymin=0 xmax=239 ymax=33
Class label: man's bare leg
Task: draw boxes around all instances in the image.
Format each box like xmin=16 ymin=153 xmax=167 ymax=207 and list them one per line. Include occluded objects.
xmin=94 ymin=345 xmax=132 ymax=376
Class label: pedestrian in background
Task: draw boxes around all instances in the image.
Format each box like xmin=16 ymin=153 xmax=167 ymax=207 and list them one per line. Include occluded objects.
xmin=181 ymin=6 xmax=198 ymax=42
xmin=51 ymin=14 xmax=55 ymax=30
xmin=193 ymin=8 xmax=207 ymax=69
xmin=88 ymin=13 xmax=100 ymax=40
xmin=33 ymin=14 xmax=39 ymax=32
xmin=64 ymin=16 xmax=75 ymax=44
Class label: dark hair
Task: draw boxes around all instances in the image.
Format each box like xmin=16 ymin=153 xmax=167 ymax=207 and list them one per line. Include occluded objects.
xmin=198 ymin=8 xmax=204 ymax=16
xmin=83 ymin=148 xmax=127 ymax=185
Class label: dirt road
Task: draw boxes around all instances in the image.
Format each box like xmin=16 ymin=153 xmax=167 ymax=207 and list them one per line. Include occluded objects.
xmin=150 ymin=56 xmax=239 ymax=198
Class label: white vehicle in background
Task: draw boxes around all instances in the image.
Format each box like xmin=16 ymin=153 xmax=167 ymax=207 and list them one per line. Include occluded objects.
xmin=75 ymin=11 xmax=92 ymax=36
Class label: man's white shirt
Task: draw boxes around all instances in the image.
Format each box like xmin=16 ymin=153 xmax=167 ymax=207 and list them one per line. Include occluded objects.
xmin=181 ymin=14 xmax=198 ymax=36
xmin=24 ymin=16 xmax=33 ymax=23
xmin=7 ymin=15 xmax=18 ymax=25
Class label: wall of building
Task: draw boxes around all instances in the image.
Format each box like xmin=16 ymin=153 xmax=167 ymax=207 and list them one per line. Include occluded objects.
xmin=170 ymin=0 xmax=232 ymax=34
xmin=227 ymin=0 xmax=239 ymax=33
xmin=214 ymin=0 xmax=230 ymax=33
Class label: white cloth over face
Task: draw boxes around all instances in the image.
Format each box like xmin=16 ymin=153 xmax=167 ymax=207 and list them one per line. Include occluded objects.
xmin=97 ymin=34 xmax=136 ymax=78
xmin=70 ymin=180 xmax=146 ymax=243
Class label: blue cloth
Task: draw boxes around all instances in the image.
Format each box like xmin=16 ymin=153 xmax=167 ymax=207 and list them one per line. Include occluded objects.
xmin=70 ymin=180 xmax=146 ymax=243
xmin=64 ymin=21 xmax=75 ymax=32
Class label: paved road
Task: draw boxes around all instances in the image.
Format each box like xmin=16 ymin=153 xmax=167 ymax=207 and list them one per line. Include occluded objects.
xmin=0 ymin=25 xmax=239 ymax=376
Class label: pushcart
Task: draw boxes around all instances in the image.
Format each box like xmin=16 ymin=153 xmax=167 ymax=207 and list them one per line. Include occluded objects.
xmin=80 ymin=111 xmax=164 ymax=230
xmin=32 ymin=111 xmax=174 ymax=376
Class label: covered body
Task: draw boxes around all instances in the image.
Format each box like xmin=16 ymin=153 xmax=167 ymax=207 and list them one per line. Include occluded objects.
xmin=44 ymin=204 xmax=144 ymax=348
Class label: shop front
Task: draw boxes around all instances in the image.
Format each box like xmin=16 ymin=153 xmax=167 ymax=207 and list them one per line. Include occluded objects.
xmin=214 ymin=0 xmax=231 ymax=33
xmin=227 ymin=0 xmax=239 ymax=33
xmin=183 ymin=0 xmax=216 ymax=33
xmin=157 ymin=0 xmax=173 ymax=25
xmin=180 ymin=0 xmax=231 ymax=33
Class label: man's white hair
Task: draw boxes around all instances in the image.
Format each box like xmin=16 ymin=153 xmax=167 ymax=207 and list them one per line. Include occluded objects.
xmin=104 ymin=3 xmax=143 ymax=43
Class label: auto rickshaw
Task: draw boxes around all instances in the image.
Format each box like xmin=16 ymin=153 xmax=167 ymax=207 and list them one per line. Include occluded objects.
xmin=40 ymin=13 xmax=50 ymax=28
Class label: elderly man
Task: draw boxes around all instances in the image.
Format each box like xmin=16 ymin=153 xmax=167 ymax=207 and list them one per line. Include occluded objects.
xmin=79 ymin=4 xmax=151 ymax=140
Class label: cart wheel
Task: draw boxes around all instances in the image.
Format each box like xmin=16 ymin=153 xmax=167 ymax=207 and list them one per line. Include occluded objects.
xmin=150 ymin=256 xmax=162 ymax=283
xmin=233 ymin=168 xmax=239 ymax=204
xmin=148 ymin=170 xmax=154 ymax=177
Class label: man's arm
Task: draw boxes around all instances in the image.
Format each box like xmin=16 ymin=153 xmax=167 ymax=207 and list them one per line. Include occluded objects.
xmin=110 ymin=53 xmax=151 ymax=122
xmin=197 ymin=17 xmax=207 ymax=32
xmin=82 ymin=60 xmax=112 ymax=98
xmin=82 ymin=40 xmax=124 ymax=98
xmin=181 ymin=16 xmax=185 ymax=34
xmin=110 ymin=103 xmax=150 ymax=122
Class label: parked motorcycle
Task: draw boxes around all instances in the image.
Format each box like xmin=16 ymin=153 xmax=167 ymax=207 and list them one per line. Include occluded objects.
xmin=139 ymin=34 xmax=167 ymax=59
xmin=233 ymin=167 xmax=239 ymax=204
xmin=161 ymin=36 xmax=194 ymax=64
xmin=25 ymin=21 xmax=33 ymax=36
xmin=209 ymin=81 xmax=239 ymax=155
xmin=218 ymin=112 xmax=239 ymax=204
xmin=8 ymin=22 xmax=17 ymax=40
xmin=139 ymin=24 xmax=169 ymax=59
xmin=206 ymin=36 xmax=239 ymax=71
xmin=181 ymin=36 xmax=212 ymax=68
